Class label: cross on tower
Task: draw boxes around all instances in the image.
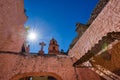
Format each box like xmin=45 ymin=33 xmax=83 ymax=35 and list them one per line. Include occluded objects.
xmin=39 ymin=42 xmax=46 ymax=54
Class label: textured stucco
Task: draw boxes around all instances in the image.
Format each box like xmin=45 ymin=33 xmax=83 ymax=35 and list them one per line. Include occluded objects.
xmin=0 ymin=0 xmax=27 ymax=52
xmin=0 ymin=54 xmax=101 ymax=80
xmin=69 ymin=0 xmax=120 ymax=59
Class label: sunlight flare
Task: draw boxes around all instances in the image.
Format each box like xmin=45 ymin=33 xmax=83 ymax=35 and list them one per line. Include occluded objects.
xmin=27 ymin=32 xmax=37 ymax=41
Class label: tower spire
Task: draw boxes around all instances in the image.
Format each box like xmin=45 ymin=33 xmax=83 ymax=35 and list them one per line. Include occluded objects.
xmin=48 ymin=38 xmax=60 ymax=54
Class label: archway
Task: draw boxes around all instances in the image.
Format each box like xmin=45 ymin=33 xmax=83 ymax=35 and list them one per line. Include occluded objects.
xmin=10 ymin=72 xmax=63 ymax=80
xmin=19 ymin=76 xmax=57 ymax=80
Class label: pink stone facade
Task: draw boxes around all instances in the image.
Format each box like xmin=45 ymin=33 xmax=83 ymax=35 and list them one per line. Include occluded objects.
xmin=0 ymin=53 xmax=101 ymax=80
xmin=0 ymin=0 xmax=27 ymax=52
xmin=69 ymin=0 xmax=120 ymax=59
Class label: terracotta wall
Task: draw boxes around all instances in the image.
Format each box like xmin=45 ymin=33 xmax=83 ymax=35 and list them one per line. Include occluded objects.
xmin=0 ymin=53 xmax=101 ymax=80
xmin=0 ymin=0 xmax=27 ymax=52
xmin=0 ymin=54 xmax=76 ymax=80
xmin=69 ymin=0 xmax=120 ymax=59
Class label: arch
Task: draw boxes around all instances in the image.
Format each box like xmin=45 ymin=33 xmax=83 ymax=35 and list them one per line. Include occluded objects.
xmin=10 ymin=72 xmax=63 ymax=80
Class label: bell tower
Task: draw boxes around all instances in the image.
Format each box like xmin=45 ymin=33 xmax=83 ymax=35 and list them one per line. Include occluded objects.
xmin=48 ymin=38 xmax=60 ymax=54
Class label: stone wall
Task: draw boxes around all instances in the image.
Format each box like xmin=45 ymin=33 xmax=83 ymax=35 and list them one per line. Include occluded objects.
xmin=88 ymin=0 xmax=109 ymax=25
xmin=69 ymin=0 xmax=120 ymax=59
xmin=0 ymin=53 xmax=100 ymax=80
xmin=0 ymin=0 xmax=27 ymax=52
xmin=69 ymin=23 xmax=88 ymax=49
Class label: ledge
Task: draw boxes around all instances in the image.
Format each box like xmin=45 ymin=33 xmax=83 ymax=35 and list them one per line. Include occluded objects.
xmin=73 ymin=32 xmax=120 ymax=67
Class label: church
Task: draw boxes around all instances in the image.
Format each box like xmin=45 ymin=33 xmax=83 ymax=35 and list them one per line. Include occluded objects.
xmin=0 ymin=0 xmax=120 ymax=80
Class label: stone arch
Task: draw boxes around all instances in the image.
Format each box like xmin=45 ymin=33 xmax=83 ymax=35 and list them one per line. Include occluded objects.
xmin=10 ymin=72 xmax=63 ymax=80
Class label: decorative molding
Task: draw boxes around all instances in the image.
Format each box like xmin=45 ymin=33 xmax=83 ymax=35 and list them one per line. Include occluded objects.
xmin=73 ymin=32 xmax=120 ymax=67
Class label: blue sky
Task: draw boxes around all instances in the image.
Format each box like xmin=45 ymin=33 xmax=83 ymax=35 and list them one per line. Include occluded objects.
xmin=24 ymin=0 xmax=98 ymax=53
